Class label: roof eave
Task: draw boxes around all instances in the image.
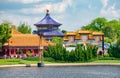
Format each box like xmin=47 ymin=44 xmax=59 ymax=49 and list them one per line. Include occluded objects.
xmin=34 ymin=24 xmax=62 ymax=26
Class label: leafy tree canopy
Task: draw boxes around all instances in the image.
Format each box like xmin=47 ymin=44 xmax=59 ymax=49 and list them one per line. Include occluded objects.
xmin=17 ymin=23 xmax=31 ymax=34
xmin=52 ymin=37 xmax=63 ymax=45
xmin=83 ymin=17 xmax=107 ymax=31
xmin=0 ymin=22 xmax=11 ymax=44
xmin=61 ymin=30 xmax=67 ymax=33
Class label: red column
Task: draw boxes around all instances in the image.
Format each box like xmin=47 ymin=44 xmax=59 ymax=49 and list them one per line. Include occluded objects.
xmin=32 ymin=49 xmax=34 ymax=56
xmin=9 ymin=48 xmax=11 ymax=56
xmin=5 ymin=49 xmax=7 ymax=55
xmin=26 ymin=48 xmax=28 ymax=56
xmin=14 ymin=49 xmax=16 ymax=56
xmin=40 ymin=49 xmax=42 ymax=56
xmin=38 ymin=48 xmax=40 ymax=57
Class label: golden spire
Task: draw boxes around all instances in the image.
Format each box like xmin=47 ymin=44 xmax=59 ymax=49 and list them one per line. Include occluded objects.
xmin=46 ymin=9 xmax=49 ymax=14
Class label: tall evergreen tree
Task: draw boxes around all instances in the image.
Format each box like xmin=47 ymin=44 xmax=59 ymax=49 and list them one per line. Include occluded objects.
xmin=17 ymin=23 xmax=31 ymax=34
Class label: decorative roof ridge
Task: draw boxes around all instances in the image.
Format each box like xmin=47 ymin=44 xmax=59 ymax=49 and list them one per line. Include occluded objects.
xmin=65 ymin=32 xmax=76 ymax=35
xmin=78 ymin=30 xmax=92 ymax=34
xmin=12 ymin=34 xmax=39 ymax=36
xmin=11 ymin=26 xmax=22 ymax=35
xmin=92 ymin=31 xmax=104 ymax=35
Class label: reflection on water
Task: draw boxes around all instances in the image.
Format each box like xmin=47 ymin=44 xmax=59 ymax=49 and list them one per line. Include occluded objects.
xmin=0 ymin=66 xmax=120 ymax=78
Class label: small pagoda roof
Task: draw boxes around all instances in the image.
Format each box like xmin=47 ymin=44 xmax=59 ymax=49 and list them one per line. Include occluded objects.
xmin=77 ymin=30 xmax=92 ymax=34
xmin=43 ymin=30 xmax=64 ymax=37
xmin=63 ymin=37 xmax=69 ymax=41
xmin=92 ymin=32 xmax=104 ymax=35
xmin=65 ymin=32 xmax=76 ymax=36
xmin=34 ymin=10 xmax=62 ymax=26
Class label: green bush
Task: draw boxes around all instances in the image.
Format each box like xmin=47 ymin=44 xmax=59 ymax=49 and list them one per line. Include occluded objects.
xmin=44 ymin=57 xmax=55 ymax=62
xmin=108 ymin=45 xmax=120 ymax=58
xmin=24 ymin=57 xmax=39 ymax=61
xmin=103 ymin=53 xmax=109 ymax=57
xmin=99 ymin=57 xmax=116 ymax=60
xmin=44 ymin=44 xmax=98 ymax=62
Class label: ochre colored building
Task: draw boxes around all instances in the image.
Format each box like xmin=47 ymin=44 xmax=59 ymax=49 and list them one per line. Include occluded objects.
xmin=63 ymin=30 xmax=104 ymax=46
xmin=2 ymin=27 xmax=55 ymax=57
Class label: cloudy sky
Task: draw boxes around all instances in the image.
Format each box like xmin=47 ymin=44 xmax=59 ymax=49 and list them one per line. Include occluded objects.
xmin=0 ymin=0 xmax=120 ymax=31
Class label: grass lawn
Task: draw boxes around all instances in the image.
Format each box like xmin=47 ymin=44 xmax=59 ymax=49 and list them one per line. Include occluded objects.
xmin=91 ymin=60 xmax=120 ymax=63
xmin=0 ymin=58 xmax=120 ymax=65
xmin=0 ymin=58 xmax=54 ymax=65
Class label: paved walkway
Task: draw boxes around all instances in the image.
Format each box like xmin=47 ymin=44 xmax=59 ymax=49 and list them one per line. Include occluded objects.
xmin=0 ymin=63 xmax=120 ymax=68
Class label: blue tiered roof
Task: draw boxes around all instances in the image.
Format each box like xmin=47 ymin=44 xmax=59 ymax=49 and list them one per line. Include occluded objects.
xmin=43 ymin=30 xmax=64 ymax=36
xmin=34 ymin=10 xmax=62 ymax=26
xmin=34 ymin=10 xmax=64 ymax=37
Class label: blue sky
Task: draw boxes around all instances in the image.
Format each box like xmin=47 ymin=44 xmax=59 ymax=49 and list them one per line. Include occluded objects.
xmin=0 ymin=0 xmax=120 ymax=31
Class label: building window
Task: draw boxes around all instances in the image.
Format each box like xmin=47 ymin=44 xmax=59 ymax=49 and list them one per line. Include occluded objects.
xmin=95 ymin=36 xmax=100 ymax=42
xmin=53 ymin=27 xmax=58 ymax=30
xmin=68 ymin=36 xmax=74 ymax=43
xmin=45 ymin=37 xmax=52 ymax=40
xmin=37 ymin=27 xmax=48 ymax=30
xmin=81 ymin=35 xmax=88 ymax=41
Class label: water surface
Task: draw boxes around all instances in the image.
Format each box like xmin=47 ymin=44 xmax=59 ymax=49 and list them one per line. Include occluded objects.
xmin=0 ymin=66 xmax=120 ymax=78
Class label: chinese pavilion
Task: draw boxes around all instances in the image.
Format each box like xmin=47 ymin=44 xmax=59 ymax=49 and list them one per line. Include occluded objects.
xmin=63 ymin=30 xmax=104 ymax=46
xmin=34 ymin=10 xmax=64 ymax=41
xmin=2 ymin=27 xmax=55 ymax=58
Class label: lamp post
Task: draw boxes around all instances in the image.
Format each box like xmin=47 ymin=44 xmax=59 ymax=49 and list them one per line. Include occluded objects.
xmin=37 ymin=32 xmax=44 ymax=67
xmin=102 ymin=35 xmax=104 ymax=55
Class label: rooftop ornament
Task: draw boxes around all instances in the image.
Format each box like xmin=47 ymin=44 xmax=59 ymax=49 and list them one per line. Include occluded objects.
xmin=46 ymin=9 xmax=49 ymax=14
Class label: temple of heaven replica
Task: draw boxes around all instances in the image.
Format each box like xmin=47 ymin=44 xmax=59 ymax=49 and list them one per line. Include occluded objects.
xmin=34 ymin=9 xmax=64 ymax=41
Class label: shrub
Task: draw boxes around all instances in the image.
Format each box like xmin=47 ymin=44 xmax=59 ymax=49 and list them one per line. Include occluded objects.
xmin=99 ymin=57 xmax=116 ymax=60
xmin=103 ymin=53 xmax=109 ymax=57
xmin=108 ymin=45 xmax=120 ymax=58
xmin=44 ymin=44 xmax=98 ymax=62
xmin=44 ymin=57 xmax=55 ymax=62
xmin=24 ymin=57 xmax=39 ymax=61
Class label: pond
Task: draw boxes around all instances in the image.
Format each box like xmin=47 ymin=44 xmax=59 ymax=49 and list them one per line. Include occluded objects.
xmin=0 ymin=66 xmax=120 ymax=78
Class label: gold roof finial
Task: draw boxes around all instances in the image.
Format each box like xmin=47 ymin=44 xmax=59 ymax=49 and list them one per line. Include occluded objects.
xmin=46 ymin=9 xmax=49 ymax=14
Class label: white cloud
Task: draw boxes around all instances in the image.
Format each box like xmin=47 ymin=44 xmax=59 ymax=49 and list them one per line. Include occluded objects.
xmin=0 ymin=11 xmax=65 ymax=31
xmin=101 ymin=0 xmax=108 ymax=8
xmin=100 ymin=0 xmax=120 ymax=18
xmin=0 ymin=11 xmax=5 ymax=15
xmin=0 ymin=12 xmax=39 ymax=30
xmin=20 ymin=0 xmax=72 ymax=14
xmin=8 ymin=0 xmax=42 ymax=4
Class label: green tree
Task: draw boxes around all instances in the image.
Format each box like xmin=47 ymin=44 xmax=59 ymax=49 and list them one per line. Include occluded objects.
xmin=108 ymin=20 xmax=120 ymax=42
xmin=116 ymin=37 xmax=120 ymax=49
xmin=0 ymin=23 xmax=11 ymax=46
xmin=83 ymin=17 xmax=107 ymax=31
xmin=17 ymin=23 xmax=31 ymax=34
xmin=102 ymin=25 xmax=113 ymax=39
xmin=52 ymin=37 xmax=63 ymax=45
xmin=61 ymin=30 xmax=67 ymax=33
